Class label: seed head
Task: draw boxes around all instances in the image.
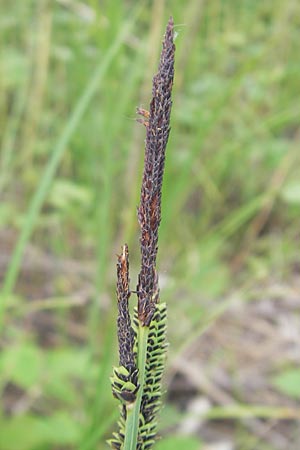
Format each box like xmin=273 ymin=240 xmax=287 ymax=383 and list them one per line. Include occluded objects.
xmin=116 ymin=244 xmax=135 ymax=369
xmin=137 ymin=17 xmax=175 ymax=326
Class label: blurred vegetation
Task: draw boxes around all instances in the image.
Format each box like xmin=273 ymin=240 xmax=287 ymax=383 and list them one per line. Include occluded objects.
xmin=0 ymin=0 xmax=300 ymax=449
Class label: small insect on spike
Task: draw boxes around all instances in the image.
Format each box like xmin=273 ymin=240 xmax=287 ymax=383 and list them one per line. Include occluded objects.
xmin=137 ymin=107 xmax=150 ymax=127
xmin=136 ymin=107 xmax=150 ymax=119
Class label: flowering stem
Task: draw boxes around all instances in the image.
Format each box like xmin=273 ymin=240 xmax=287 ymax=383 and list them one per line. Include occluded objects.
xmin=109 ymin=16 xmax=175 ymax=450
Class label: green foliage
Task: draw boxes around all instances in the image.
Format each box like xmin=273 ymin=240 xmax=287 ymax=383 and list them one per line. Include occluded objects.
xmin=281 ymin=181 xmax=300 ymax=205
xmin=155 ymin=436 xmax=202 ymax=450
xmin=272 ymin=369 xmax=300 ymax=399
xmin=1 ymin=343 xmax=43 ymax=389
xmin=0 ymin=413 xmax=80 ymax=450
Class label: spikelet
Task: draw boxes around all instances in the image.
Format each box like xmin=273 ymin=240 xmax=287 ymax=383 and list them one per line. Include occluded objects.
xmin=134 ymin=304 xmax=167 ymax=450
xmin=108 ymin=245 xmax=139 ymax=449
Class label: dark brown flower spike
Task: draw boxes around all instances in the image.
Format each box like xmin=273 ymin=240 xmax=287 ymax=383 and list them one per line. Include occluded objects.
xmin=116 ymin=244 xmax=135 ymax=369
xmin=137 ymin=17 xmax=175 ymax=326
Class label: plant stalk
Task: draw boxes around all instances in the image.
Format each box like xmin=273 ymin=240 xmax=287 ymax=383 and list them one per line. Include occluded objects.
xmin=123 ymin=325 xmax=149 ymax=450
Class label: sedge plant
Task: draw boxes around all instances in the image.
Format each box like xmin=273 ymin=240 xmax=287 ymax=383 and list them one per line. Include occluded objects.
xmin=108 ymin=18 xmax=175 ymax=450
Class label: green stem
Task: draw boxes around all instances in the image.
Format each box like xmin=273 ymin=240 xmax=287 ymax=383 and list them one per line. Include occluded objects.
xmin=123 ymin=324 xmax=149 ymax=450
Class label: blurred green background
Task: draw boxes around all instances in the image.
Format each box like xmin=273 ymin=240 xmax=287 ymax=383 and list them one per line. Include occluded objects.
xmin=1 ymin=0 xmax=300 ymax=449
